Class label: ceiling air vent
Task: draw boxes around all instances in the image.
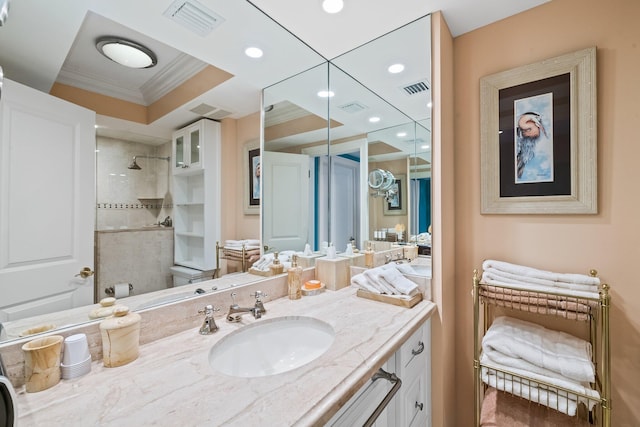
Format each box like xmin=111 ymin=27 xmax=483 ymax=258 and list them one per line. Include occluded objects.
xmin=337 ymin=101 xmax=369 ymax=114
xmin=163 ymin=0 xmax=225 ymax=37
xmin=401 ymin=79 xmax=430 ymax=96
xmin=189 ymin=103 xmax=217 ymax=115
xmin=206 ymin=109 xmax=232 ymax=120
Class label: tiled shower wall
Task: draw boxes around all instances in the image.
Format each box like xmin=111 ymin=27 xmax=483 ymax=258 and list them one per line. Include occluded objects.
xmin=95 ymin=136 xmax=175 ymax=297
xmin=96 ymin=136 xmax=172 ymax=230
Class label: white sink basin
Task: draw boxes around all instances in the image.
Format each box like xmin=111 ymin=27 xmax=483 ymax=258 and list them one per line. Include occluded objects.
xmin=208 ymin=316 xmax=335 ymax=378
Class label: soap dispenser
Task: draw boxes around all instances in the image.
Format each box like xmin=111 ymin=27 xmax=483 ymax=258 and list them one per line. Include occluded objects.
xmin=269 ymin=252 xmax=284 ymax=275
xmin=365 ymin=242 xmax=374 ymax=268
xmin=287 ymin=254 xmax=303 ymax=300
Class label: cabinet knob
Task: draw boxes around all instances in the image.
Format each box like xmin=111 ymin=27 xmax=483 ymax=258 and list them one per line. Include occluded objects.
xmin=411 ymin=341 xmax=424 ymax=356
xmin=415 ymin=401 xmax=424 ymax=411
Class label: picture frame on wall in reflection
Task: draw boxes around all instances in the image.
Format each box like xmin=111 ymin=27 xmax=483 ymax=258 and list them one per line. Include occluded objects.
xmin=384 ymin=174 xmax=406 ymax=216
xmin=243 ymin=140 xmax=260 ymax=215
xmin=480 ymin=47 xmax=597 ymax=214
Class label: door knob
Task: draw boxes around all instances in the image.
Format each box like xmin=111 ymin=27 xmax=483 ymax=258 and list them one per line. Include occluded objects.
xmin=76 ymin=267 xmax=94 ymax=279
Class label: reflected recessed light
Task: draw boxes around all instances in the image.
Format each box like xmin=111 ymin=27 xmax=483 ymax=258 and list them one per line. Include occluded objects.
xmin=96 ymin=37 xmax=157 ymax=69
xmin=317 ymin=90 xmax=335 ymax=98
xmin=369 ymin=116 xmax=381 ymax=123
xmin=322 ymin=0 xmax=344 ymax=13
xmin=245 ymin=47 xmax=263 ymax=58
xmin=388 ymin=63 xmax=405 ymax=74
xmin=427 ymin=101 xmax=433 ymax=108
xmin=396 ymin=131 xmax=407 ymax=137
xmin=421 ymin=145 xmax=430 ymax=150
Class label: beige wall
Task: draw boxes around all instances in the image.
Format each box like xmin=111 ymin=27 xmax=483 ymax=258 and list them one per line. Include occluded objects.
xmin=453 ymin=0 xmax=640 ymax=425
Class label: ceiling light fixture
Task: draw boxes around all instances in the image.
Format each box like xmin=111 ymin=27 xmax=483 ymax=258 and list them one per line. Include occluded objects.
xmin=369 ymin=116 xmax=381 ymax=123
xmin=245 ymin=47 xmax=263 ymax=58
xmin=388 ymin=63 xmax=405 ymax=74
xmin=396 ymin=131 xmax=407 ymax=138
xmin=317 ymin=90 xmax=335 ymax=98
xmin=96 ymin=37 xmax=157 ymax=69
xmin=322 ymin=0 xmax=344 ymax=14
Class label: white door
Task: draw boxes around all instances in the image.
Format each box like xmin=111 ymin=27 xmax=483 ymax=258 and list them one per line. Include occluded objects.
xmin=0 ymin=79 xmax=96 ymax=321
xmin=331 ymin=156 xmax=360 ymax=251
xmin=262 ymin=151 xmax=309 ymax=252
xmin=317 ymin=155 xmax=360 ymax=252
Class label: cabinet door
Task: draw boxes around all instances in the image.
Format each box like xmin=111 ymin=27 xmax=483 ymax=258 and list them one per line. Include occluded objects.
xmin=173 ymin=130 xmax=186 ymax=173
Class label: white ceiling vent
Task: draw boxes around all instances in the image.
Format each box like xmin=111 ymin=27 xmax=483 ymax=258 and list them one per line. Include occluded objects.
xmin=401 ymin=79 xmax=430 ymax=96
xmin=163 ymin=0 xmax=225 ymax=37
xmin=337 ymin=101 xmax=369 ymax=113
xmin=206 ymin=109 xmax=232 ymax=120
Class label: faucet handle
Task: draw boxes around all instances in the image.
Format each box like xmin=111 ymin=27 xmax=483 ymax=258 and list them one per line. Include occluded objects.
xmin=251 ymin=290 xmax=267 ymax=300
xmin=198 ymin=304 xmax=219 ymax=315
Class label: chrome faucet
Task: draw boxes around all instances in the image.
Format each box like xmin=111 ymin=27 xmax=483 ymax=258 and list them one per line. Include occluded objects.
xmin=198 ymin=304 xmax=219 ymax=335
xmin=226 ymin=291 xmax=268 ymax=322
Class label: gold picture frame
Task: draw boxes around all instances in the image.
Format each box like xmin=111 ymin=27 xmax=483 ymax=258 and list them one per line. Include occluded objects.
xmin=480 ymin=47 xmax=597 ymax=214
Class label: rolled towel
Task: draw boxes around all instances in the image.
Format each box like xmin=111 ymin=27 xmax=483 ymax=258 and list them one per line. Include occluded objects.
xmin=378 ymin=267 xmax=419 ymax=296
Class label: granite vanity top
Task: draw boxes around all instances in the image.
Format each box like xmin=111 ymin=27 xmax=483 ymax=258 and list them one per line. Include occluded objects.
xmin=15 ymin=287 xmax=436 ymax=426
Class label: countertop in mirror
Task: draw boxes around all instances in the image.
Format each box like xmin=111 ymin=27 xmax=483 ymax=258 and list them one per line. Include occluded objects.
xmin=0 ymin=272 xmax=263 ymax=343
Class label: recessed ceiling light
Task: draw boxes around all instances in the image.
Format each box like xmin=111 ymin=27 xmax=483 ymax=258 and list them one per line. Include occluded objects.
xmin=245 ymin=47 xmax=263 ymax=58
xmin=369 ymin=116 xmax=381 ymax=123
xmin=421 ymin=145 xmax=430 ymax=150
xmin=317 ymin=90 xmax=335 ymax=98
xmin=427 ymin=101 xmax=433 ymax=108
xmin=396 ymin=131 xmax=407 ymax=137
xmin=96 ymin=37 xmax=157 ymax=69
xmin=322 ymin=0 xmax=344 ymax=14
xmin=388 ymin=63 xmax=405 ymax=74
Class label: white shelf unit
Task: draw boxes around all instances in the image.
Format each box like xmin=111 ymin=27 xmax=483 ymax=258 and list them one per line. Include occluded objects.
xmin=172 ymin=119 xmax=221 ymax=271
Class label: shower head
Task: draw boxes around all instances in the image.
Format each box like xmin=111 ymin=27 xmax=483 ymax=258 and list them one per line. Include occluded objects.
xmin=127 ymin=155 xmax=169 ymax=170
xmin=128 ymin=157 xmax=142 ymax=170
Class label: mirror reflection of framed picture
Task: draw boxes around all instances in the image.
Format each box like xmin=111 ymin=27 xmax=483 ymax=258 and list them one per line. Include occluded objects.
xmin=243 ymin=140 xmax=260 ymax=215
xmin=384 ymin=174 xmax=406 ymax=216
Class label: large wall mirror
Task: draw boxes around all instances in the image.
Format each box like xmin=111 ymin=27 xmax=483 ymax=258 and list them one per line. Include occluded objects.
xmin=262 ymin=15 xmax=432 ymax=254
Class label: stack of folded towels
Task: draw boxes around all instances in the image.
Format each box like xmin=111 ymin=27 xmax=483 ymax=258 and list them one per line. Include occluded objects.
xmin=250 ymin=250 xmax=298 ymax=272
xmin=350 ymin=264 xmax=420 ymax=297
xmin=223 ymin=239 xmax=261 ymax=265
xmin=481 ymin=316 xmax=600 ymax=416
xmin=481 ymin=259 xmax=600 ymax=298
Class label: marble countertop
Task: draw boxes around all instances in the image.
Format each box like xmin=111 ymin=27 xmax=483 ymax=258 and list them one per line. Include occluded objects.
xmin=16 ymin=287 xmax=436 ymax=427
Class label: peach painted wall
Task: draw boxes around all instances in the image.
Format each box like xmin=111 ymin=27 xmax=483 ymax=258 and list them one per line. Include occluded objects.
xmin=453 ymin=0 xmax=640 ymax=425
xmin=234 ymin=112 xmax=261 ymax=241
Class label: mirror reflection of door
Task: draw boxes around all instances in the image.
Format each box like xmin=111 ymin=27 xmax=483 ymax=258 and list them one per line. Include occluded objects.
xmin=0 ymin=79 xmax=95 ymax=322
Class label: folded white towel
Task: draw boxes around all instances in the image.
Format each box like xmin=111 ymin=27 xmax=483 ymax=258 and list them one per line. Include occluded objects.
xmin=482 ymin=316 xmax=595 ymax=383
xmin=481 ymin=276 xmax=600 ymax=300
xmin=483 ymin=268 xmax=598 ymax=292
xmin=378 ymin=267 xmax=419 ymax=296
xmin=480 ymin=354 xmax=600 ymax=416
xmin=363 ymin=267 xmax=398 ymax=294
xmin=482 ymin=260 xmax=600 ymax=288
xmin=351 ymin=274 xmax=382 ymax=294
xmin=393 ymin=263 xmax=417 ymax=275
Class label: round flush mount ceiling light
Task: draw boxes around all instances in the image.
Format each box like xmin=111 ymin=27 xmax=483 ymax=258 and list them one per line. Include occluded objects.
xmin=245 ymin=47 xmax=263 ymax=58
xmin=96 ymin=37 xmax=157 ymax=69
xmin=322 ymin=0 xmax=344 ymax=14
xmin=388 ymin=63 xmax=405 ymax=74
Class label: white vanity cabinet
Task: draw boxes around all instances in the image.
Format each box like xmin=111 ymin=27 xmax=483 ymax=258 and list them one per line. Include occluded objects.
xmin=327 ymin=319 xmax=431 ymax=427
xmin=172 ymin=120 xmax=210 ymax=174
xmin=172 ymin=119 xmax=221 ymax=271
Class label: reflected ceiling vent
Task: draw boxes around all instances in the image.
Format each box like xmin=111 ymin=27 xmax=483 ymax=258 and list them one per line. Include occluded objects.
xmin=163 ymin=0 xmax=225 ymax=37
xmin=401 ymin=79 xmax=430 ymax=96
xmin=337 ymin=101 xmax=369 ymax=113
xmin=189 ymin=102 xmax=217 ymax=115
xmin=188 ymin=103 xmax=232 ymax=120
xmin=206 ymin=109 xmax=232 ymax=120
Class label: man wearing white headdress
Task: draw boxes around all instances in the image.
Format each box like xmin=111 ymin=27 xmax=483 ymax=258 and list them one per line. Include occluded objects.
xmin=516 ymin=112 xmax=548 ymax=179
